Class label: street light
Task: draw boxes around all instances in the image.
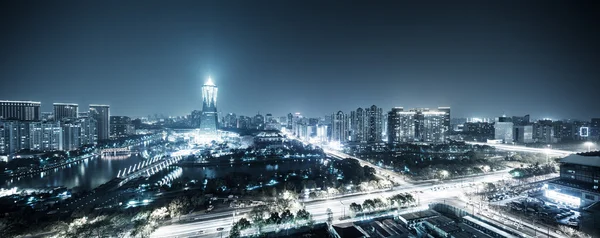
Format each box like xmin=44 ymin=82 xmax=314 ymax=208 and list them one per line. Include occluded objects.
xmin=584 ymin=141 xmax=594 ymax=152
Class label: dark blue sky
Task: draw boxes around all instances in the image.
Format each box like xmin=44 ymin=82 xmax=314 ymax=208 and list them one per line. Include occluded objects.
xmin=1 ymin=0 xmax=599 ymax=119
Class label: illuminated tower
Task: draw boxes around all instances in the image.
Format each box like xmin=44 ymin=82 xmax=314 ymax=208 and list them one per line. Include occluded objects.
xmin=200 ymin=77 xmax=218 ymax=138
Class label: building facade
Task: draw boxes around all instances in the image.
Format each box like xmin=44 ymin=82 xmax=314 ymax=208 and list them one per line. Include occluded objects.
xmin=53 ymin=103 xmax=78 ymax=121
xmin=89 ymin=104 xmax=110 ymax=140
xmin=331 ymin=111 xmax=348 ymax=143
xmin=110 ymin=116 xmax=134 ymax=138
xmin=0 ymin=100 xmax=41 ymax=121
xmin=546 ymin=153 xmax=600 ymax=207
xmin=494 ymin=117 xmax=513 ymax=143
xmin=199 ymin=77 xmax=218 ymax=138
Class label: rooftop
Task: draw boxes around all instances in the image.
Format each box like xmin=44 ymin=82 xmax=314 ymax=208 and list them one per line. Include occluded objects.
xmin=560 ymin=153 xmax=600 ymax=167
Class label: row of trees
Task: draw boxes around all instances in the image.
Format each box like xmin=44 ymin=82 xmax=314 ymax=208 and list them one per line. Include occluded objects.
xmin=348 ymin=193 xmax=416 ymax=215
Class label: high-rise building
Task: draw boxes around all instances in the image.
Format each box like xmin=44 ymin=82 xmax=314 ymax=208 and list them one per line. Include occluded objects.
xmin=388 ymin=107 xmax=450 ymax=144
xmin=41 ymin=112 xmax=54 ymax=121
xmin=89 ymin=104 xmax=110 ymax=140
xmin=286 ymin=113 xmax=293 ymax=130
xmin=512 ymin=115 xmax=530 ymax=126
xmin=62 ymin=121 xmax=81 ymax=151
xmin=0 ymin=100 xmax=41 ymax=121
xmin=110 ymin=116 xmax=134 ymax=138
xmin=366 ymin=105 xmax=383 ymax=143
xmin=78 ymin=117 xmax=97 ymax=145
xmin=0 ymin=120 xmax=63 ymax=154
xmin=591 ymin=118 xmax=600 ymax=141
xmin=419 ymin=110 xmax=446 ymax=143
xmin=253 ymin=113 xmax=265 ymax=130
xmin=494 ymin=116 xmax=513 ymax=143
xmin=533 ymin=120 xmax=556 ymax=143
xmin=223 ymin=113 xmax=237 ymax=128
xmin=200 ymin=77 xmax=218 ymax=138
xmin=513 ymin=125 xmax=533 ymax=143
xmin=331 ymin=111 xmax=348 ymax=143
xmin=437 ymin=107 xmax=451 ymax=136
xmin=53 ymin=103 xmax=78 ymax=121
xmin=350 ymin=108 xmax=367 ymax=143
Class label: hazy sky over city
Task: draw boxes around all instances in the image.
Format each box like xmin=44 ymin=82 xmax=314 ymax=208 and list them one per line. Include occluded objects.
xmin=0 ymin=0 xmax=599 ymax=119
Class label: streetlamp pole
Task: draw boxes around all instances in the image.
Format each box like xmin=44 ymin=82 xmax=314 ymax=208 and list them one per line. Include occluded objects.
xmin=340 ymin=201 xmax=345 ymax=219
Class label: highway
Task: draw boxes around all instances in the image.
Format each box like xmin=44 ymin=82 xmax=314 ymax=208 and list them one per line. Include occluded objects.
xmin=151 ymin=169 xmax=513 ymax=238
xmin=465 ymin=141 xmax=575 ymax=156
xmin=152 ymin=139 xmax=575 ymax=238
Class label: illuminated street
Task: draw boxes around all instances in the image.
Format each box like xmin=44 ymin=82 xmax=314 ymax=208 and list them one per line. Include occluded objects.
xmin=151 ymin=169 xmax=514 ymax=238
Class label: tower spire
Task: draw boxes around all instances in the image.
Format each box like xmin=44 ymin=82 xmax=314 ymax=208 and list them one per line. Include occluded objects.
xmin=205 ymin=76 xmax=215 ymax=86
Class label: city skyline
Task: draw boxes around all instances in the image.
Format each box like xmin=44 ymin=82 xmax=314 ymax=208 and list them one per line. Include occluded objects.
xmin=0 ymin=1 xmax=598 ymax=119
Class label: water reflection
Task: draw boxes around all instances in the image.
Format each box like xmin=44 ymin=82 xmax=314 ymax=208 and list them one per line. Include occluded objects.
xmin=2 ymin=155 xmax=146 ymax=191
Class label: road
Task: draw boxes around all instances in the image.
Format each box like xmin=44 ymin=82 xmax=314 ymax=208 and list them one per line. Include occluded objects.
xmin=151 ymin=169 xmax=513 ymax=238
xmin=465 ymin=141 xmax=575 ymax=156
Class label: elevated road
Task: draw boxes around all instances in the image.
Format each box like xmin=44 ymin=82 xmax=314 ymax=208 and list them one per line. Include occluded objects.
xmin=465 ymin=141 xmax=575 ymax=156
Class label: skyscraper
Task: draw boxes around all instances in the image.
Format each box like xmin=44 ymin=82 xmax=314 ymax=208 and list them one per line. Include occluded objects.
xmin=200 ymin=77 xmax=218 ymax=138
xmin=331 ymin=111 xmax=348 ymax=143
xmin=89 ymin=104 xmax=110 ymax=140
xmin=0 ymin=100 xmax=41 ymax=121
xmin=53 ymin=103 xmax=78 ymax=121
xmin=350 ymin=108 xmax=367 ymax=143
xmin=366 ymin=105 xmax=383 ymax=143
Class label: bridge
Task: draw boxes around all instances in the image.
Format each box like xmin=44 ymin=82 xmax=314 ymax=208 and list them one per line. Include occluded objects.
xmin=116 ymin=153 xmax=184 ymax=187
xmin=100 ymin=147 xmax=131 ymax=158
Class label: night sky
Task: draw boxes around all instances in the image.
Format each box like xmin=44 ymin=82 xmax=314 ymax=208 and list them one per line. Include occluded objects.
xmin=1 ymin=1 xmax=599 ymax=120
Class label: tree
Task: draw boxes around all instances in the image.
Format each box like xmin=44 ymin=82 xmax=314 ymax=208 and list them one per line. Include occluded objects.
xmin=362 ymin=199 xmax=375 ymax=211
xmin=326 ymin=208 xmax=333 ymax=223
xmin=372 ymin=198 xmax=386 ymax=208
xmin=190 ymin=193 xmax=206 ymax=209
xmin=249 ymin=205 xmax=270 ymax=225
xmin=296 ymin=209 xmax=311 ymax=221
xmin=349 ymin=203 xmax=363 ymax=215
xmin=168 ymin=196 xmax=191 ymax=220
xmin=266 ymin=212 xmax=281 ymax=225
xmin=236 ymin=218 xmax=251 ymax=230
xmin=280 ymin=209 xmax=294 ymax=224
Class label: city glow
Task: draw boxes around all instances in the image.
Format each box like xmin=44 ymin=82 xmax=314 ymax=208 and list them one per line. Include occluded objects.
xmin=544 ymin=190 xmax=580 ymax=207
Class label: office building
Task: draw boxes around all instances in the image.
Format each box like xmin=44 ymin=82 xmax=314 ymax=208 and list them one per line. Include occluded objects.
xmin=512 ymin=114 xmax=530 ymax=126
xmin=463 ymin=122 xmax=494 ymax=137
xmin=53 ymin=103 xmax=78 ymax=121
xmin=545 ymin=152 xmax=600 ymax=207
xmin=331 ymin=111 xmax=349 ymax=143
xmin=513 ymin=125 xmax=533 ymax=143
xmin=533 ymin=120 xmax=556 ymax=143
xmin=494 ymin=116 xmax=513 ymax=143
xmin=199 ymin=77 xmax=218 ymax=138
xmin=0 ymin=100 xmax=41 ymax=121
xmin=89 ymin=104 xmax=110 ymax=140
xmin=110 ymin=116 xmax=134 ymax=138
